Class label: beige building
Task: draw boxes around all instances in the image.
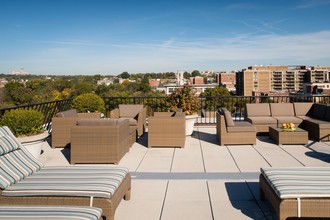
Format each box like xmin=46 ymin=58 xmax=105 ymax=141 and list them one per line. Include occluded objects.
xmin=306 ymin=66 xmax=330 ymax=83
xmin=236 ymin=65 xmax=306 ymax=96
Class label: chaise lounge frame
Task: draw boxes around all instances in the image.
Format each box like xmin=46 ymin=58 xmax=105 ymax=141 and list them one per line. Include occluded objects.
xmin=259 ymin=173 xmax=330 ymax=220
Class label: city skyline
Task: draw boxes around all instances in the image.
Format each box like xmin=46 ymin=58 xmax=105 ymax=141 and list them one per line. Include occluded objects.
xmin=1 ymin=0 xmax=330 ymax=75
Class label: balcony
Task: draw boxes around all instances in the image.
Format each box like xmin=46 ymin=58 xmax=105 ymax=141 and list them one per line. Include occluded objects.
xmin=38 ymin=126 xmax=330 ymax=220
xmin=1 ymin=95 xmax=330 ymax=219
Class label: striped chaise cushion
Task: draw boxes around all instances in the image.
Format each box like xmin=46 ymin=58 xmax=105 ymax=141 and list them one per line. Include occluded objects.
xmin=0 ymin=135 xmax=44 ymax=189
xmin=261 ymin=167 xmax=330 ymax=199
xmin=0 ymin=205 xmax=102 ymax=219
xmin=2 ymin=166 xmax=129 ymax=199
xmin=0 ymin=126 xmax=16 ymax=138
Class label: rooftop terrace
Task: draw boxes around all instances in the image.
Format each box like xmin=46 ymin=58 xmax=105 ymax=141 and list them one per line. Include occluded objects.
xmin=39 ymin=126 xmax=330 ymax=220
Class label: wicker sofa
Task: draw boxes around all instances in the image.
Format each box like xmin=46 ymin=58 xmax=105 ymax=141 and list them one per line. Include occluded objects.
xmin=216 ymin=108 xmax=256 ymax=146
xmin=109 ymin=104 xmax=146 ymax=137
xmin=245 ymin=102 xmax=330 ymax=141
xmin=0 ymin=126 xmax=131 ymax=220
xmin=148 ymin=112 xmax=186 ymax=148
xmin=51 ymin=109 xmax=101 ymax=148
xmin=70 ymin=118 xmax=130 ymax=164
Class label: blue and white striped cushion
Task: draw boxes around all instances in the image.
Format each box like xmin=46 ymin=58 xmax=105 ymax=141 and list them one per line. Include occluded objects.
xmin=0 ymin=205 xmax=102 ymax=220
xmin=261 ymin=167 xmax=330 ymax=199
xmin=0 ymin=135 xmax=21 ymax=155
xmin=0 ymin=126 xmax=16 ymax=138
xmin=2 ymin=166 xmax=129 ymax=199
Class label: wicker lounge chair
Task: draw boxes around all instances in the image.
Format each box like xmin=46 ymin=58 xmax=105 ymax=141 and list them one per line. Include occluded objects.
xmin=51 ymin=109 xmax=101 ymax=148
xmin=260 ymin=167 xmax=330 ymax=220
xmin=0 ymin=126 xmax=131 ymax=220
xmin=109 ymin=104 xmax=146 ymax=137
xmin=70 ymin=118 xmax=130 ymax=164
xmin=0 ymin=205 xmax=102 ymax=219
xmin=216 ymin=109 xmax=256 ymax=145
xmin=148 ymin=112 xmax=186 ymax=148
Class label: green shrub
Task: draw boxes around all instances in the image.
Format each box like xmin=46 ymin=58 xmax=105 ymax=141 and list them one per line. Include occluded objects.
xmin=72 ymin=93 xmax=105 ymax=114
xmin=0 ymin=109 xmax=44 ymax=137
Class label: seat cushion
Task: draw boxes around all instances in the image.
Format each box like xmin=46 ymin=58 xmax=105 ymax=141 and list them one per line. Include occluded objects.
xmin=2 ymin=166 xmax=129 ymax=199
xmin=77 ymin=118 xmax=119 ymax=126
xmin=272 ymin=116 xmax=303 ymax=125
xmin=0 ymin=205 xmax=102 ymax=220
xmin=304 ymin=118 xmax=330 ymax=129
xmin=120 ymin=117 xmax=138 ymax=126
xmin=261 ymin=167 xmax=330 ymax=199
xmin=227 ymin=121 xmax=255 ymax=132
xmin=246 ymin=116 xmax=277 ymax=125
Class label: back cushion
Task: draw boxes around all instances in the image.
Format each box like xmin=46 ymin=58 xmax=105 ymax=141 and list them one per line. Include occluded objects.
xmin=220 ymin=108 xmax=235 ymax=127
xmin=0 ymin=126 xmax=16 ymax=138
xmin=293 ymin=102 xmax=313 ymax=116
xmin=56 ymin=109 xmax=78 ymax=118
xmin=119 ymin=105 xmax=143 ymax=117
xmin=246 ymin=103 xmax=270 ymax=117
xmin=0 ymin=135 xmax=43 ymax=189
xmin=270 ymin=103 xmax=294 ymax=116
xmin=325 ymin=106 xmax=330 ymax=122
xmin=312 ymin=103 xmax=327 ymax=120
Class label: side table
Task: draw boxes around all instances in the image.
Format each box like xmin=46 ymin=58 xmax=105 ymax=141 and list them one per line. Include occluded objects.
xmin=269 ymin=126 xmax=308 ymax=145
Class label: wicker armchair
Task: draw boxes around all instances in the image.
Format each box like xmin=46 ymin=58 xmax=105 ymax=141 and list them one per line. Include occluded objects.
xmin=216 ymin=109 xmax=256 ymax=146
xmin=70 ymin=118 xmax=130 ymax=164
xmin=108 ymin=104 xmax=146 ymax=137
xmin=148 ymin=112 xmax=186 ymax=148
xmin=51 ymin=109 xmax=101 ymax=148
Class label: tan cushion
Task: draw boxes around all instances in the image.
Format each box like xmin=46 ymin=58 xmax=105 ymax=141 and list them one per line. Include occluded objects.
xmin=119 ymin=105 xmax=143 ymax=117
xmin=246 ymin=103 xmax=270 ymax=117
xmin=270 ymin=103 xmax=294 ymax=116
xmin=77 ymin=118 xmax=119 ymax=126
xmin=293 ymin=102 xmax=313 ymax=116
xmin=246 ymin=116 xmax=277 ymax=125
xmin=56 ymin=109 xmax=78 ymax=117
xmin=272 ymin=116 xmax=303 ymax=125
xmin=304 ymin=118 xmax=330 ymax=129
xmin=221 ymin=108 xmax=235 ymax=127
xmin=120 ymin=117 xmax=138 ymax=126
xmin=227 ymin=121 xmax=255 ymax=132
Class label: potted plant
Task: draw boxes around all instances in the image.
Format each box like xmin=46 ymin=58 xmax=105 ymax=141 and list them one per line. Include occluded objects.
xmin=0 ymin=109 xmax=48 ymax=159
xmin=166 ymin=84 xmax=200 ymax=135
xmin=71 ymin=93 xmax=105 ymax=116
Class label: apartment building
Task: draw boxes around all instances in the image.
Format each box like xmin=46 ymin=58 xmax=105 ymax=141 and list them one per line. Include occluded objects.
xmin=236 ymin=65 xmax=306 ymax=96
xmin=305 ymin=66 xmax=330 ymax=83
xmin=216 ymin=71 xmax=236 ymax=92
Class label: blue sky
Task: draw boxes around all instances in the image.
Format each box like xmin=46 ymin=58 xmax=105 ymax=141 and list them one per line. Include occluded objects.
xmin=1 ymin=0 xmax=330 ymax=75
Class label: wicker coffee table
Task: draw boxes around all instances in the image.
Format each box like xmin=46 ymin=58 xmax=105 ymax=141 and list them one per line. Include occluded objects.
xmin=269 ymin=126 xmax=308 ymax=145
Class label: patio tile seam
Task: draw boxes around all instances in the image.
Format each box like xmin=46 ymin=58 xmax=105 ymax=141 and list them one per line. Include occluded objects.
xmin=197 ymin=127 xmax=207 ymax=173
xmin=129 ymin=172 xmax=260 ymax=180
xmin=277 ymin=144 xmax=306 ymax=166
xmin=206 ymin=181 xmax=215 ymax=220
xmin=159 ymin=180 xmax=170 ymax=220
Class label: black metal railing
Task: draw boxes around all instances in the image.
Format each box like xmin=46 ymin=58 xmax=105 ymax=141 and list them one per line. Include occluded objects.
xmin=0 ymin=95 xmax=329 ymax=131
xmin=0 ymin=99 xmax=73 ymax=131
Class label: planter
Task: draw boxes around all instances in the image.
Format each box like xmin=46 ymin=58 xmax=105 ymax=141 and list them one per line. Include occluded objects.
xmin=185 ymin=114 xmax=198 ymax=136
xmin=17 ymin=131 xmax=49 ymax=159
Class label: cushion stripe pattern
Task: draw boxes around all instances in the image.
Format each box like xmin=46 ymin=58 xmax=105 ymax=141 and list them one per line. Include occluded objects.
xmin=261 ymin=167 xmax=330 ymax=199
xmin=0 ymin=205 xmax=102 ymax=220
xmin=0 ymin=126 xmax=16 ymax=138
xmin=2 ymin=166 xmax=129 ymax=199
xmin=0 ymin=136 xmax=21 ymax=155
